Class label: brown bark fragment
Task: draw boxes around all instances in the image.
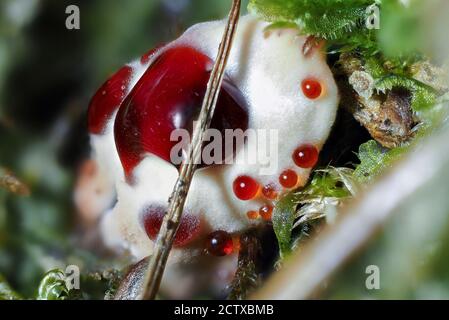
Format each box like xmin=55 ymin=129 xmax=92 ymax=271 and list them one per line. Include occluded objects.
xmin=335 ymin=53 xmax=415 ymax=148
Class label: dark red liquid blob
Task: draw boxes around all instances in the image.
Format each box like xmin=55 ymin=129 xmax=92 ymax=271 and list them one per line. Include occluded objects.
xmin=141 ymin=205 xmax=201 ymax=247
xmin=88 ymin=66 xmax=133 ymax=134
xmin=292 ymin=144 xmax=319 ymax=168
xmin=259 ymin=204 xmax=273 ymax=221
xmin=114 ymin=46 xmax=248 ymax=181
xmin=205 ymin=230 xmax=234 ymax=256
xmin=262 ymin=183 xmax=278 ymax=200
xmin=279 ymin=169 xmax=298 ymax=188
xmin=233 ymin=176 xmax=259 ymax=201
xmin=301 ymin=78 xmax=322 ymax=99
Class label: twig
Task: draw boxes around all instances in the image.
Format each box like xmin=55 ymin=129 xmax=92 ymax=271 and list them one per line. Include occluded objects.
xmin=140 ymin=0 xmax=242 ymax=300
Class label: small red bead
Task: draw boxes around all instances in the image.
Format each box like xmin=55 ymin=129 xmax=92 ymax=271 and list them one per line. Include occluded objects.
xmin=301 ymin=78 xmax=322 ymax=99
xmin=293 ymin=145 xmax=319 ymax=168
xmin=247 ymin=210 xmax=259 ymax=220
xmin=206 ymin=230 xmax=234 ymax=256
xmin=279 ymin=169 xmax=298 ymax=188
xmin=262 ymin=184 xmax=278 ymax=200
xmin=233 ymin=176 xmax=259 ymax=200
xmin=259 ymin=205 xmax=274 ymax=221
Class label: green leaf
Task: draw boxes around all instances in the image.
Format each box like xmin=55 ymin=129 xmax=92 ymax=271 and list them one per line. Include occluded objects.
xmin=291 ymin=168 xmax=356 ymax=231
xmin=305 ymin=168 xmax=354 ymax=199
xmin=273 ymin=168 xmax=356 ymax=258
xmin=0 ymin=274 xmax=22 ymax=300
xmin=375 ymin=75 xmax=438 ymax=111
xmin=249 ymin=0 xmax=373 ymax=41
xmin=37 ymin=269 xmax=69 ymax=300
xmin=272 ymin=192 xmax=298 ymax=258
xmin=264 ymin=21 xmax=299 ymax=32
xmin=353 ymin=140 xmax=406 ymax=183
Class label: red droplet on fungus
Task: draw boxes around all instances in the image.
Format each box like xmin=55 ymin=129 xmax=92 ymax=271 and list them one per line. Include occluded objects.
xmin=233 ymin=176 xmax=259 ymax=200
xmin=259 ymin=204 xmax=273 ymax=221
xmin=301 ymin=78 xmax=322 ymax=99
xmin=279 ymin=169 xmax=298 ymax=188
xmin=205 ymin=230 xmax=234 ymax=256
xmin=262 ymin=183 xmax=278 ymax=200
xmin=293 ymin=144 xmax=319 ymax=168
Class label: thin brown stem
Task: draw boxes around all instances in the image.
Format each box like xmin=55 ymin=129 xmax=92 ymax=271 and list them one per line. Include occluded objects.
xmin=139 ymin=0 xmax=242 ymax=300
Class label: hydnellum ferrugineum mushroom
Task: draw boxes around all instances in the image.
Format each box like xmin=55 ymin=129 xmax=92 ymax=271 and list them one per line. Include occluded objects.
xmin=83 ymin=14 xmax=339 ymax=296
